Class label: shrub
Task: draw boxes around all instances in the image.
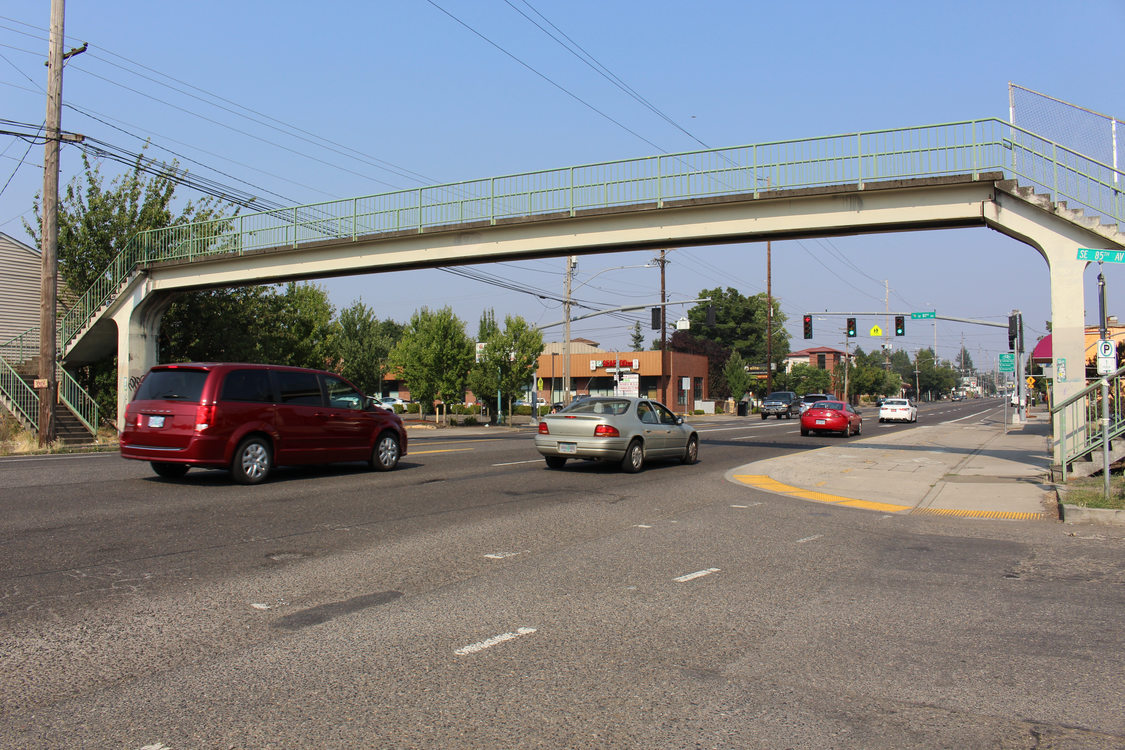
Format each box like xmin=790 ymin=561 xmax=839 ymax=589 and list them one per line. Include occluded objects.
xmin=694 ymin=409 xmax=704 ymax=415
xmin=406 ymin=403 xmax=420 ymax=414
xmin=462 ymin=416 xmax=479 ymax=426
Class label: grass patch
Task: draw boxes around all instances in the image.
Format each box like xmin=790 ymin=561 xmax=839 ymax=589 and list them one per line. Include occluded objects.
xmin=1063 ymin=472 xmax=1125 ymax=510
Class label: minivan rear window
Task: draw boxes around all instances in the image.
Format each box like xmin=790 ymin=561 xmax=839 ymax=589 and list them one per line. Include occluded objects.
xmin=134 ymin=369 xmax=208 ymax=402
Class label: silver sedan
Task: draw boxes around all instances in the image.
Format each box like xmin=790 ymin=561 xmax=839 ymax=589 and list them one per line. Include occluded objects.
xmin=534 ymin=396 xmax=699 ymax=473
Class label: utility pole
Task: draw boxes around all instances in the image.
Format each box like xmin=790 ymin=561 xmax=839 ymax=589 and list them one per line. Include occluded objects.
xmin=658 ymin=250 xmax=669 ymax=405
xmin=38 ymin=0 xmax=66 ymax=447
xmin=766 ymin=240 xmax=773 ymax=394
xmin=562 ymin=255 xmax=575 ymax=405
xmin=883 ymin=279 xmax=891 ymax=370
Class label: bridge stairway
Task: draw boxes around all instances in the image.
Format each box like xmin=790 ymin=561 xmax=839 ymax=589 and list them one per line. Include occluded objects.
xmin=998 ymin=181 xmax=1123 ymax=240
xmin=0 ymin=354 xmax=99 ymax=444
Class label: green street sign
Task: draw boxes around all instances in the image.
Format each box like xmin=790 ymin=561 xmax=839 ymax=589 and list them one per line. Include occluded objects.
xmin=911 ymin=311 xmax=936 ymax=319
xmin=1077 ymin=248 xmax=1125 ymax=263
xmin=998 ymin=352 xmax=1015 ymax=373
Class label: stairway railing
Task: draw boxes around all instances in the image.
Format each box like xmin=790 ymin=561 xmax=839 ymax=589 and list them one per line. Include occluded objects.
xmin=0 ymin=328 xmax=100 ymax=437
xmin=1051 ymin=363 xmax=1125 ymax=480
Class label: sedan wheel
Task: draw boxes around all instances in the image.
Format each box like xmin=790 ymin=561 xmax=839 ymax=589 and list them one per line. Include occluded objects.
xmin=800 ymin=426 xmax=809 ymax=436
xmin=681 ymin=436 xmax=698 ymax=465
xmin=370 ymin=432 xmax=401 ymax=471
xmin=231 ymin=436 xmax=271 ymax=484
xmin=621 ymin=439 xmax=644 ymax=473
xmin=843 ymin=423 xmax=852 ymax=438
xmin=545 ymin=456 xmax=567 ymax=469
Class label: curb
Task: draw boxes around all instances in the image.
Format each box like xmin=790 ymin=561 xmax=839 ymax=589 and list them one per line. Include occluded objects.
xmin=1054 ymin=488 xmax=1125 ymax=526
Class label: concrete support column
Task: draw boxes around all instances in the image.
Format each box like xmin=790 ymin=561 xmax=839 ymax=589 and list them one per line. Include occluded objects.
xmin=109 ymin=286 xmax=173 ymax=429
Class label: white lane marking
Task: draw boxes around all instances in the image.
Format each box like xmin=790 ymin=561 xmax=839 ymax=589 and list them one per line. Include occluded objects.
xmin=730 ymin=502 xmax=762 ymax=508
xmin=633 ymin=524 xmax=653 ymax=528
xmin=943 ymin=408 xmax=997 ymax=423
xmin=455 ymin=627 xmax=537 ymax=655
xmin=796 ymin=535 xmax=823 ymax=543
xmin=697 ymin=423 xmax=788 ymax=433
xmin=484 ymin=552 xmax=518 ymax=559
xmin=492 ymin=459 xmax=544 ymax=466
xmin=674 ymin=568 xmax=720 ymax=583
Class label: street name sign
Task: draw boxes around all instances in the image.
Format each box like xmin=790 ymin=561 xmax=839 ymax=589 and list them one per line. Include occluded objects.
xmin=911 ymin=311 xmax=936 ymax=319
xmin=1077 ymin=248 xmax=1125 ymax=264
xmin=998 ymin=352 xmax=1015 ymax=372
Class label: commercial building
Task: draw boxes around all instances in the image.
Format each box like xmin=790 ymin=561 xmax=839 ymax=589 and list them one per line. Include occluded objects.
xmin=537 ymin=340 xmax=709 ymax=412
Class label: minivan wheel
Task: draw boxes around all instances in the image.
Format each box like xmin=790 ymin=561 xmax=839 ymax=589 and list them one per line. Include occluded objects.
xmin=231 ymin=436 xmax=272 ymax=484
xmin=621 ymin=439 xmax=644 ymax=473
xmin=370 ymin=432 xmax=401 ymax=472
xmin=151 ymin=461 xmax=188 ymax=479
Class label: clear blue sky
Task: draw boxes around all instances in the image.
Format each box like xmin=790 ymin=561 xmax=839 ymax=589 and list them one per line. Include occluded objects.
xmin=2 ymin=1 xmax=1122 ymax=373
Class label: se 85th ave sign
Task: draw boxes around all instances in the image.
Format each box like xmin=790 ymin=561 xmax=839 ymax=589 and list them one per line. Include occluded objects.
xmin=1078 ymin=248 xmax=1125 ymax=263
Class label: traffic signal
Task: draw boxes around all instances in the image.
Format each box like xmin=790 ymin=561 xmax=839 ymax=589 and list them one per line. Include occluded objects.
xmin=802 ymin=314 xmax=813 ymax=339
xmin=651 ymin=307 xmax=661 ymax=330
xmin=706 ymin=304 xmax=716 ymax=326
xmin=846 ymin=317 xmax=857 ymax=337
xmin=894 ymin=315 xmax=905 ymax=336
xmin=1007 ymin=311 xmax=1023 ymax=351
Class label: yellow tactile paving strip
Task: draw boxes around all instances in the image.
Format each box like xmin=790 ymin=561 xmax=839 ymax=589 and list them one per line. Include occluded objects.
xmin=731 ymin=474 xmax=1047 ymax=520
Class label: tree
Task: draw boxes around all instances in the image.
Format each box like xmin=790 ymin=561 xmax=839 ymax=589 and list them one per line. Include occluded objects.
xmin=723 ymin=351 xmax=751 ymax=401
xmin=25 ymin=151 xmax=229 ymax=294
xmin=24 ymin=151 xmax=232 ymax=419
xmin=330 ymin=301 xmax=403 ymax=395
xmin=467 ymin=314 xmax=544 ymax=422
xmin=686 ymin=287 xmax=789 ymax=370
xmin=389 ymin=307 xmax=474 ymax=414
xmin=630 ymin=321 xmax=645 ymax=350
xmin=778 ymin=363 xmax=832 ymax=395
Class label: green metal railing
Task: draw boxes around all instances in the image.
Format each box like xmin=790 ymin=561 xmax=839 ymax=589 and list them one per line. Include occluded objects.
xmin=53 ymin=117 xmax=1124 ymax=353
xmin=1051 ymin=364 xmax=1125 ymax=479
xmin=0 ymin=328 xmax=100 ymax=436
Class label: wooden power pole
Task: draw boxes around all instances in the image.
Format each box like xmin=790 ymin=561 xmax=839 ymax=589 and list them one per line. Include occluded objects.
xmin=38 ymin=0 xmax=66 ymax=446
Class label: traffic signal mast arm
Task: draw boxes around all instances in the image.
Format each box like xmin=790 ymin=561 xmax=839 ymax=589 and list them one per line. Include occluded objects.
xmin=535 ymin=298 xmax=711 ymax=330
xmin=810 ymin=312 xmax=1009 ymax=329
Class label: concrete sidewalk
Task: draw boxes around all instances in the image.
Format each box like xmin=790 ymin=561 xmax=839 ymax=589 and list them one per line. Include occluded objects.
xmin=727 ymin=408 xmax=1057 ymax=521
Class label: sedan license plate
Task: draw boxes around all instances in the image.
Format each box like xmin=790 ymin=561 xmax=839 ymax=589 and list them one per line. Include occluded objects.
xmin=815 ymin=419 xmax=826 ymax=425
xmin=558 ymin=442 xmax=577 ymax=454
xmin=147 ymin=415 xmax=165 ymax=428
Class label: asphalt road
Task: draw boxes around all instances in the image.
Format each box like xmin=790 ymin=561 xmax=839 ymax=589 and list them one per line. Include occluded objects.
xmin=2 ymin=399 xmax=1123 ymax=748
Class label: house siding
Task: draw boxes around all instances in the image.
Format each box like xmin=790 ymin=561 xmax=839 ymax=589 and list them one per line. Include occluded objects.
xmin=0 ymin=233 xmax=42 ymax=350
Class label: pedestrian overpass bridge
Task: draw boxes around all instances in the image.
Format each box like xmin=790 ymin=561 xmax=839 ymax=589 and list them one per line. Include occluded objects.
xmin=2 ymin=117 xmax=1123 ymax=466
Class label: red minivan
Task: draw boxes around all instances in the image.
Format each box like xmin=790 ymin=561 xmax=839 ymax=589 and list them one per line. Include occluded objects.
xmin=120 ymin=363 xmax=407 ymax=484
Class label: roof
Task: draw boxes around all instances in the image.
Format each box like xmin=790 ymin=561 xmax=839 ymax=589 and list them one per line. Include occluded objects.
xmin=787 ymin=346 xmax=846 ymax=358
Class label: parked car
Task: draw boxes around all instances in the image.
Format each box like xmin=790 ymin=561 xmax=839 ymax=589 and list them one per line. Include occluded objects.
xmin=379 ymin=396 xmax=407 ymax=408
xmin=759 ymin=391 xmax=800 ymax=419
xmin=800 ymin=400 xmax=862 ymax=437
xmin=120 ymin=363 xmax=408 ymax=484
xmin=799 ymin=393 xmax=833 ymax=415
xmin=534 ymin=396 xmax=698 ymax=473
xmin=879 ymin=398 xmax=917 ymax=423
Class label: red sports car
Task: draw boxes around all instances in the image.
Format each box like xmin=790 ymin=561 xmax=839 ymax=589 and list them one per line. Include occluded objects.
xmin=800 ymin=400 xmax=862 ymax=437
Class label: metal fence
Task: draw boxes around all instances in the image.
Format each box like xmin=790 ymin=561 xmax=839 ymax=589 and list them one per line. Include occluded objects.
xmin=1051 ymin=364 xmax=1125 ymax=479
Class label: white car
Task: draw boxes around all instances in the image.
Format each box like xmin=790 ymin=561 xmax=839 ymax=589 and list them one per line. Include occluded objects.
xmin=879 ymin=398 xmax=917 ymax=423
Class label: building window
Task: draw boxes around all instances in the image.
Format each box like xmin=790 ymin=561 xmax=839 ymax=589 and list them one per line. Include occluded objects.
xmin=817 ymin=353 xmax=826 ymax=369
xmin=694 ymin=377 xmax=703 ymax=400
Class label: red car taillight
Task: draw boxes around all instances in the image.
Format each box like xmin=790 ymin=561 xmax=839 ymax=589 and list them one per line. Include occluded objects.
xmin=195 ymin=402 xmax=215 ymax=432
xmin=538 ymin=421 xmax=549 ymax=434
xmin=593 ymin=424 xmax=620 ymax=437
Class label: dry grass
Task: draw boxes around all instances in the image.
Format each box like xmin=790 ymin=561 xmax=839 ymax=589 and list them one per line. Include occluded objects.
xmin=1064 ymin=472 xmax=1125 ymax=510
xmin=0 ymin=419 xmax=118 ymax=456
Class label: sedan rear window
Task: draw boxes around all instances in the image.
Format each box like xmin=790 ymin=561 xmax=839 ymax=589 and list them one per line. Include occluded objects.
xmin=133 ymin=369 xmax=208 ymax=402
xmin=563 ymin=398 xmax=630 ymax=415
xmin=813 ymin=401 xmax=844 ymax=410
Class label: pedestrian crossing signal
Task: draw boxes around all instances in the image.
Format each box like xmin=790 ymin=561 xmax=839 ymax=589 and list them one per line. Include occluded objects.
xmin=802 ymin=314 xmax=813 ymax=339
xmin=846 ymin=318 xmax=857 ymax=337
xmin=894 ymin=315 xmax=905 ymax=336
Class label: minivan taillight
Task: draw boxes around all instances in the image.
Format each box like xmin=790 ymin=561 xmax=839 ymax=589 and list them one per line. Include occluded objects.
xmin=195 ymin=402 xmax=215 ymax=432
xmin=538 ymin=421 xmax=550 ymax=434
